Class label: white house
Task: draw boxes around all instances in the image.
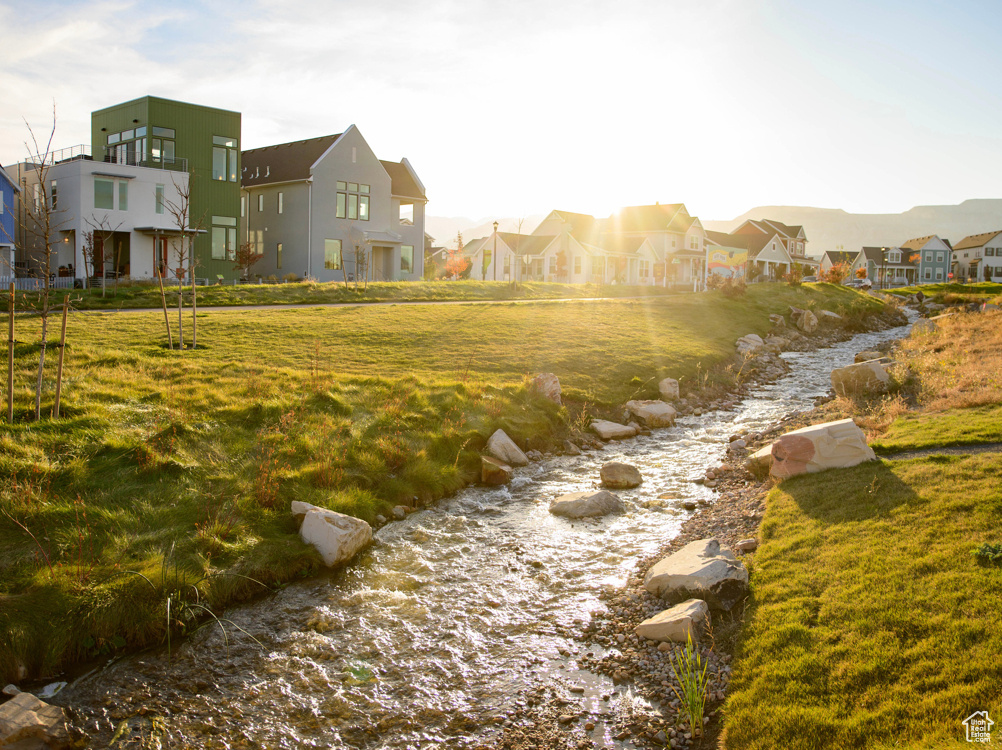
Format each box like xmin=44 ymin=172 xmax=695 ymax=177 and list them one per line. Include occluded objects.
xmin=952 ymin=230 xmax=1002 ymax=282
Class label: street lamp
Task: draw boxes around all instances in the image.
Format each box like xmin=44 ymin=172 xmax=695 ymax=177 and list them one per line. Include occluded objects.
xmin=493 ymin=220 xmax=498 ymax=281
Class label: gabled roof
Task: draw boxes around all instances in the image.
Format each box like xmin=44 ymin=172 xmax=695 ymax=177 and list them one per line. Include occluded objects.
xmin=705 ymin=230 xmax=746 ymax=248
xmin=609 ymin=203 xmax=691 ymax=233
xmin=760 ymin=219 xmax=805 ymax=240
xmin=953 ymin=230 xmax=1002 ymax=250
xmin=822 ymin=250 xmax=859 ymax=266
xmin=242 ymin=134 xmax=341 ymax=187
xmin=706 ymin=230 xmax=780 ymax=259
xmin=380 ymin=159 xmax=426 ymax=201
xmin=899 ymin=235 xmax=946 ymax=251
xmin=461 ymin=236 xmax=490 ymax=257
xmin=497 ymin=232 xmax=555 ymax=257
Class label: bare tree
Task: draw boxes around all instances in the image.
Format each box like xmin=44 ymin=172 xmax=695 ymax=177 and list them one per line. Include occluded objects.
xmin=19 ymin=106 xmax=64 ymax=419
xmin=161 ymin=171 xmax=205 ymax=350
xmin=83 ymin=214 xmax=122 ymax=297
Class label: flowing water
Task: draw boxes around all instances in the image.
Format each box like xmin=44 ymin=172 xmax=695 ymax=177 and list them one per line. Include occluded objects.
xmin=61 ymin=319 xmax=912 ymax=749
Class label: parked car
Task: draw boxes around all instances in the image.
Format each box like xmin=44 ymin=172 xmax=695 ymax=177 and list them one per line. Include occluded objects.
xmin=844 ymin=278 xmax=872 ymax=289
xmin=801 ymin=275 xmax=818 ymax=283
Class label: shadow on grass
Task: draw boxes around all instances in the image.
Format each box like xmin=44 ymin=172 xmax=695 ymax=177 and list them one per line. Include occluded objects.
xmin=776 ymin=460 xmax=921 ymax=523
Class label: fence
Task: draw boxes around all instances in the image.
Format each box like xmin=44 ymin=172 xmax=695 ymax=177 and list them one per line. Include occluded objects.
xmin=0 ymin=276 xmax=76 ymax=291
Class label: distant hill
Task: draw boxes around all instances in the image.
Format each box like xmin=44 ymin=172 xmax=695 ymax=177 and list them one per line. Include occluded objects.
xmin=425 ymin=215 xmax=545 ymax=248
xmin=703 ymin=199 xmax=1002 ymax=256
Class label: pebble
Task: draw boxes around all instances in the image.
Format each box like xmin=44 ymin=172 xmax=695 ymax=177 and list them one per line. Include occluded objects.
xmin=1 ymin=684 xmax=20 ymax=697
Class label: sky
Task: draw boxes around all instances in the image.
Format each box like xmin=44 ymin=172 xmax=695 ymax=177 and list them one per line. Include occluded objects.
xmin=2 ymin=0 xmax=1001 ymax=223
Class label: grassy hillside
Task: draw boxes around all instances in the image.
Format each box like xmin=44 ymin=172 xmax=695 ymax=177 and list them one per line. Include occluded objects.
xmin=0 ymin=282 xmax=881 ymax=683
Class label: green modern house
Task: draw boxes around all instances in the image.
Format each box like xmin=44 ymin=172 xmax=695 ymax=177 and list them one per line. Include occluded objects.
xmin=91 ymin=96 xmax=242 ymax=280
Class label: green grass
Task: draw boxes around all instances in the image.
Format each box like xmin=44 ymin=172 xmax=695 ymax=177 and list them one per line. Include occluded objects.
xmin=890 ymin=281 xmax=1002 ymax=306
xmin=0 ymin=282 xmax=885 ymax=682
xmin=21 ymin=279 xmax=686 ymax=311
xmin=871 ymin=404 xmax=1002 ymax=453
xmin=723 ymin=456 xmax=1002 ymax=749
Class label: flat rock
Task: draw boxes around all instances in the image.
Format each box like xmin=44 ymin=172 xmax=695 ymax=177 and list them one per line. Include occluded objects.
xmin=769 ymin=313 xmax=785 ymax=327
xmin=644 ymin=538 xmax=749 ymax=611
xmin=746 ymin=444 xmax=774 ymax=474
xmin=563 ymin=440 xmax=582 ymax=456
xmin=830 ymin=360 xmax=890 ymax=395
xmin=299 ymin=507 xmax=372 ymax=567
xmin=531 ymin=373 xmax=562 ymax=404
xmin=854 ymin=350 xmax=883 ymax=363
xmin=625 ymin=399 xmax=677 ymax=427
xmin=0 ymin=691 xmax=70 ymax=749
xmin=486 ymin=428 xmax=529 ymax=467
xmin=590 ymin=420 xmax=637 ymax=440
xmin=600 ymin=461 xmax=642 ymax=489
xmin=658 ymin=377 xmax=680 ymax=401
xmin=549 ymin=490 xmax=625 ymax=519
xmin=735 ymin=333 xmax=765 ymax=355
xmin=735 ymin=538 xmax=758 ymax=552
xmin=817 ymin=310 xmax=842 ymax=323
xmin=635 ymin=599 xmax=710 ymax=643
xmin=481 ymin=456 xmax=513 ymax=485
xmin=770 ymin=417 xmax=876 ymax=479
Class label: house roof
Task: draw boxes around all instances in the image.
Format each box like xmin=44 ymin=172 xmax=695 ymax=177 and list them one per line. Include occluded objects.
xmin=705 ymin=230 xmax=746 ymax=248
xmin=380 ymin=159 xmax=426 ymax=201
xmin=759 ymin=219 xmax=805 ymax=240
xmin=497 ymin=232 xmax=555 ymax=257
xmin=899 ymin=235 xmax=944 ymax=251
xmin=822 ymin=250 xmax=858 ymax=266
xmin=705 ymin=230 xmax=778 ymax=259
xmin=599 ymin=235 xmax=649 ymax=256
xmin=953 ymin=230 xmax=1002 ymax=250
xmin=550 ymin=209 xmax=599 ymax=235
xmin=241 ymin=134 xmax=341 ymax=187
xmin=609 ymin=204 xmax=693 ymax=233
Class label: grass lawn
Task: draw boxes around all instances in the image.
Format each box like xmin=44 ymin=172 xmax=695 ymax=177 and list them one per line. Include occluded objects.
xmin=871 ymin=404 xmax=1002 ymax=453
xmin=0 ymin=282 xmax=883 ymax=683
xmin=723 ymin=455 xmax=1002 ymax=749
xmin=18 ymin=279 xmax=685 ymax=311
xmin=890 ymin=281 xmax=1002 ymax=306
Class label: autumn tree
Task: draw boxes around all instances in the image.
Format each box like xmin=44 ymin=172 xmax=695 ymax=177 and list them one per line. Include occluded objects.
xmin=445 ymin=231 xmax=469 ymax=279
xmin=855 ymin=266 xmax=868 ymax=279
xmin=820 ymin=261 xmax=850 ymax=284
xmin=233 ymin=241 xmax=262 ymax=281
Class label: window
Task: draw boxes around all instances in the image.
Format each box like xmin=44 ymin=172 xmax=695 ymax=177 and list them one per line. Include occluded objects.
xmin=888 ymin=251 xmax=900 ymax=263
xmin=276 ymin=242 xmax=283 ymax=269
xmin=924 ymin=268 xmax=932 ymax=280
xmin=107 ymin=133 xmax=120 ymax=145
xmin=258 ymin=194 xmax=264 ymax=212
xmin=324 ymin=239 xmax=342 ymax=270
xmin=152 ymin=126 xmax=175 ymax=138
xmin=336 ymin=182 xmax=369 ymax=221
xmin=548 ymin=256 xmax=556 ymax=274
xmin=240 ymin=195 xmax=246 ymax=218
xmin=689 ymin=235 xmax=699 ymax=249
xmin=212 ymin=135 xmax=238 ymax=182
xmin=94 ymin=178 xmax=114 ymax=209
xmin=504 ymin=255 xmax=511 ymax=275
xmin=574 ymin=256 xmax=582 ymax=275
xmin=163 ymin=140 xmax=175 ymax=165
xmin=118 ymin=181 xmax=128 ymax=211
xmin=401 ymin=245 xmax=414 ymax=274
xmin=640 ymin=260 xmax=650 ymax=278
xmin=925 ymin=252 xmax=933 ymax=262
xmin=592 ymin=257 xmax=606 ymax=276
xmin=213 ymin=147 xmax=226 ymax=181
xmin=936 ymin=252 xmax=944 ymax=263
xmin=936 ymin=269 xmax=944 ymax=280
xmin=398 ymin=203 xmax=413 ymax=223
xmin=156 ymin=184 xmax=165 ymax=214
xmin=135 ymin=126 xmax=147 ymax=137
xmin=50 ymin=180 xmax=57 ymax=210
xmin=278 ymin=192 xmax=283 ymax=214
xmin=987 ymin=248 xmax=996 ymax=257
xmin=211 ymin=216 xmax=237 ymax=260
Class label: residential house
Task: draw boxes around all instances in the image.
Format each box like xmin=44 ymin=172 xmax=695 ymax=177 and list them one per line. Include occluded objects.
xmin=240 ymin=126 xmax=426 ymax=283
xmin=91 ymin=95 xmax=242 ymax=280
xmin=707 ymin=230 xmax=789 ymax=280
xmin=8 ymin=146 xmax=190 ymax=284
xmin=819 ymin=250 xmax=858 ymax=275
xmin=952 ymin=231 xmax=1002 ymax=282
xmin=856 ymin=247 xmax=918 ymax=287
xmin=899 ymin=235 xmax=952 ymax=284
xmin=0 ymin=167 xmax=18 ymax=275
xmin=607 ymin=204 xmax=706 ymax=285
xmin=732 ymin=218 xmax=818 ymax=273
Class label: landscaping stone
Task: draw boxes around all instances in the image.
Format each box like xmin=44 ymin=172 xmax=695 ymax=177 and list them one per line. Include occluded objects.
xmin=486 ymin=428 xmax=529 ymax=467
xmin=982 ymin=302 xmax=1000 ymax=311
xmin=817 ymin=310 xmax=842 ymax=323
xmin=643 ymin=538 xmax=749 ymax=611
xmin=625 ymin=399 xmax=677 ymax=427
xmin=531 ymin=373 xmax=562 ymax=404
xmin=590 ymin=420 xmax=638 ymax=440
xmin=550 ymin=490 xmax=625 ymax=519
xmin=1 ymin=685 xmax=19 ymax=697
xmin=912 ymin=312 xmax=957 ymax=335
xmin=770 ymin=418 xmax=876 ymax=479
xmin=299 ymin=506 xmax=373 ymax=567
xmin=830 ymin=359 xmax=889 ymax=395
xmin=635 ymin=599 xmax=710 ymax=643
xmin=854 ymin=350 xmax=883 ymax=363
xmin=768 ymin=313 xmax=785 ymax=327
xmin=735 ymin=538 xmax=758 ymax=552
xmin=746 ymin=444 xmax=773 ymax=474
xmin=563 ymin=440 xmax=582 ymax=456
xmin=600 ymin=461 xmax=642 ymax=489
xmin=392 ymin=505 xmax=408 ymax=519
xmin=658 ymin=377 xmax=680 ymax=401
xmin=795 ymin=309 xmax=818 ymax=333
xmin=481 ymin=456 xmax=513 ymax=485
xmin=0 ymin=691 xmax=70 ymax=749
xmin=735 ymin=334 xmax=764 ymax=356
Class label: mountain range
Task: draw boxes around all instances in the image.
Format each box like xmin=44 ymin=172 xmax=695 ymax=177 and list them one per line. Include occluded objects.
xmin=427 ymin=199 xmax=1002 ymax=255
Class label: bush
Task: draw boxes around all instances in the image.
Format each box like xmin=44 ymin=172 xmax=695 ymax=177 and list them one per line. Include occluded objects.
xmin=720 ymin=277 xmax=747 ymax=298
xmin=282 ymin=273 xmax=300 ymax=283
xmin=784 ymin=267 xmax=803 ymax=286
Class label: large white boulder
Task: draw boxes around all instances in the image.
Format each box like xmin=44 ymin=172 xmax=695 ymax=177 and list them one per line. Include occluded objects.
xmin=635 ymin=599 xmax=710 ymax=643
xmin=830 ymin=360 xmax=890 ymax=396
xmin=600 ymin=461 xmax=642 ymax=489
xmin=549 ymin=490 xmax=625 ymax=519
xmin=531 ymin=373 xmax=562 ymax=404
xmin=644 ymin=538 xmax=749 ymax=611
xmin=591 ymin=420 xmax=638 ymax=440
xmin=0 ymin=691 xmax=70 ymax=749
xmin=486 ymin=428 xmax=529 ymax=467
xmin=770 ymin=417 xmax=876 ymax=479
xmin=658 ymin=377 xmax=680 ymax=401
xmin=298 ymin=506 xmax=373 ymax=567
xmin=735 ymin=333 xmax=765 ymax=356
xmin=625 ymin=399 xmax=677 ymax=427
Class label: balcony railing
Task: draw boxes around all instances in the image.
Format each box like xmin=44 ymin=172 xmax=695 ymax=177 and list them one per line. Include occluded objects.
xmin=24 ymin=144 xmax=187 ymax=172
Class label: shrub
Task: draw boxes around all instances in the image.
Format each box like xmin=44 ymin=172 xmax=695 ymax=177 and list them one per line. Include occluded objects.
xmin=973 ymin=542 xmax=1002 ymax=565
xmin=784 ymin=266 xmax=804 ymax=286
xmin=720 ymin=277 xmax=747 ymax=298
xmin=282 ymin=273 xmax=300 ymax=283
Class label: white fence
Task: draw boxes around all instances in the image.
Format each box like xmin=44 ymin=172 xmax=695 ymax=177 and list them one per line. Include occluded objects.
xmin=0 ymin=276 xmax=76 ymax=291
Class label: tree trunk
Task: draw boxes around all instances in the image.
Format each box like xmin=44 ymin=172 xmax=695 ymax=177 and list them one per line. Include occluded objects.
xmin=52 ymin=294 xmax=69 ymax=418
xmin=34 ymin=309 xmax=48 ymax=421
xmin=177 ymin=278 xmax=184 ymax=350
xmin=6 ymin=282 xmax=13 ymax=423
xmin=156 ymin=265 xmax=173 ymax=349
xmin=191 ymin=268 xmax=197 ymax=349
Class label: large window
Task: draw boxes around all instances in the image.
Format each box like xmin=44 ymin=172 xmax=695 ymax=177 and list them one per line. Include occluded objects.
xmin=401 ymin=245 xmax=414 ymax=274
xmin=335 ymin=181 xmax=369 ymax=221
xmin=211 ymin=216 xmax=237 ymax=260
xmin=213 ymin=136 xmax=238 ymax=182
xmin=94 ymin=178 xmax=114 ymax=209
xmin=118 ymin=181 xmax=128 ymax=211
xmin=50 ymin=180 xmax=57 ymax=210
xmin=325 ymin=239 xmax=342 ymax=270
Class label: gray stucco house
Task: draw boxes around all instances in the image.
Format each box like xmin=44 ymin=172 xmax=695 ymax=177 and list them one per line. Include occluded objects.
xmin=240 ymin=125 xmax=427 ymax=282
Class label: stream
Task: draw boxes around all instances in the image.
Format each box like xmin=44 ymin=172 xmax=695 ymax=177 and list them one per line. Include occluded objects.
xmin=60 ymin=318 xmax=912 ymax=749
